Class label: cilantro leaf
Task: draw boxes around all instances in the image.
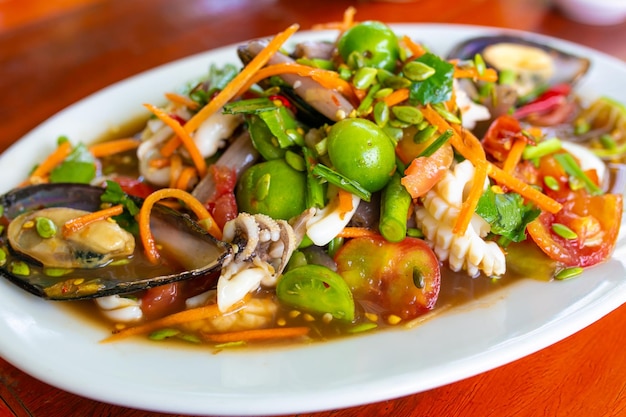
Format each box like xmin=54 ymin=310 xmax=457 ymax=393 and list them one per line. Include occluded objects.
xmin=408 ymin=53 xmax=454 ymax=105
xmin=476 ymin=188 xmax=540 ymax=244
xmin=101 ymin=180 xmax=140 ymax=234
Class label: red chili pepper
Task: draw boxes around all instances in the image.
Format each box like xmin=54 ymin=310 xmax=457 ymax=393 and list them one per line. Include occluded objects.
xmin=268 ymin=94 xmax=296 ymax=114
xmin=513 ymin=83 xmax=572 ymax=119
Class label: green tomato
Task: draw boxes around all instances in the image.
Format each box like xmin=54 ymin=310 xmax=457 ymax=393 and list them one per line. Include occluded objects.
xmin=326 ymin=118 xmax=396 ymax=192
xmin=337 ymin=21 xmax=400 ymax=72
xmin=236 ymin=158 xmax=306 ymax=220
xmin=277 ymin=264 xmax=355 ymax=321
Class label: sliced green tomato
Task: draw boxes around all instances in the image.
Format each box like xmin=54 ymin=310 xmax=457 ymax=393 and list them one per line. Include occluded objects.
xmin=335 ymin=236 xmax=440 ymax=320
xmin=276 ymin=264 xmax=355 ymax=321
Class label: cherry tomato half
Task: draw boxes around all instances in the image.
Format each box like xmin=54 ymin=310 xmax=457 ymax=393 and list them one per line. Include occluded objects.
xmin=334 ymin=236 xmax=441 ymax=320
xmin=527 ymin=193 xmax=622 ymax=267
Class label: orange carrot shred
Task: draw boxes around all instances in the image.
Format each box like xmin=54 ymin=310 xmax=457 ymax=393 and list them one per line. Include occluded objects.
xmin=402 ymin=35 xmax=426 ymax=58
xmin=88 ymin=138 xmax=140 ymax=158
xmin=175 ymin=166 xmax=197 ymax=190
xmin=183 ymin=23 xmax=300 ymax=135
xmin=502 ymin=137 xmax=527 ymax=174
xmin=139 ymin=188 xmax=221 ymax=264
xmin=454 ymin=66 xmax=498 ymax=83
xmin=202 ymin=326 xmax=310 ymax=344
xmin=62 ymin=204 xmax=124 ymax=237
xmin=168 ymin=153 xmax=183 ymax=188
xmin=101 ymin=299 xmax=247 ymax=343
xmin=143 ymin=103 xmax=207 ymax=178
xmin=337 ymin=227 xmax=380 ymax=239
xmin=164 ymin=92 xmax=199 ymax=110
xmin=312 ymin=6 xmax=356 ymax=31
xmin=489 ymin=165 xmax=563 ymax=214
xmin=29 ymin=140 xmax=72 ymax=183
xmin=160 ymin=135 xmax=182 ymax=157
xmin=453 ymin=160 xmax=488 ymax=235
xmin=149 ymin=157 xmax=171 ymax=169
xmin=337 ymin=189 xmax=354 ymax=220
xmin=382 ymin=88 xmax=410 ymax=107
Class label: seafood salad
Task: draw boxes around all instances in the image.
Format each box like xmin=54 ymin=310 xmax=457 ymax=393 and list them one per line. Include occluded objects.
xmin=0 ymin=9 xmax=624 ymax=348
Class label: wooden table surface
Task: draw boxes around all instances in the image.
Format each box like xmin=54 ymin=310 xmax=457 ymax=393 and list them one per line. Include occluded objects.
xmin=1 ymin=0 xmax=625 ymax=416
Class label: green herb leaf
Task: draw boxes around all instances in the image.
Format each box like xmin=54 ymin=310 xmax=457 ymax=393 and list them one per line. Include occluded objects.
xmin=408 ymin=53 xmax=454 ymax=105
xmin=49 ymin=143 xmax=96 ymax=184
xmin=101 ymin=180 xmax=140 ymax=234
xmin=476 ymin=188 xmax=540 ymax=244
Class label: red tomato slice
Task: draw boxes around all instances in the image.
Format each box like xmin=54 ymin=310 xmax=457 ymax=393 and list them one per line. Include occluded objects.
xmin=334 ymin=236 xmax=441 ymax=320
xmin=112 ymin=176 xmax=155 ymax=199
xmin=527 ymin=193 xmax=623 ymax=267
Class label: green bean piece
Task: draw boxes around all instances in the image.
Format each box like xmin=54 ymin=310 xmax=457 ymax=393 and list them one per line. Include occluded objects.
xmin=373 ymin=101 xmax=390 ymax=127
xmin=403 ymin=61 xmax=435 ymax=81
xmin=600 ymin=134 xmax=617 ymax=150
xmin=379 ymin=172 xmax=412 ymax=242
xmin=10 ymin=261 xmax=30 ymax=276
xmin=285 ymin=150 xmax=306 ymax=172
xmin=552 ymin=223 xmax=578 ymax=240
xmin=327 ymin=237 xmax=344 ymax=258
xmin=543 ymin=175 xmax=560 ymax=191
xmin=554 ymin=152 xmax=603 ymax=196
xmin=302 ymin=147 xmax=326 ymax=209
xmin=352 ymin=67 xmax=378 ymax=90
xmin=432 ymin=103 xmax=461 ymax=124
xmin=0 ymin=248 xmax=6 ymax=266
xmin=254 ymin=173 xmax=271 ymax=202
xmin=555 ymin=266 xmax=584 ymax=281
xmin=474 ymin=53 xmax=486 ymax=76
xmin=392 ymin=105 xmax=424 ymax=125
xmin=356 ymin=83 xmax=382 ymax=115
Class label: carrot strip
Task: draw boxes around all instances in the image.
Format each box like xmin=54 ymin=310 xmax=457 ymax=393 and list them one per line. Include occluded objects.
xmin=454 ymin=67 xmax=498 ymax=83
xmin=29 ymin=140 xmax=72 ymax=183
xmin=337 ymin=227 xmax=380 ymax=239
xmin=488 ymin=165 xmax=562 ymax=214
xmin=143 ymin=103 xmax=207 ymax=178
xmin=168 ymin=153 xmax=183 ymax=188
xmin=337 ymin=188 xmax=354 ymax=220
xmin=149 ymin=157 xmax=171 ymax=169
xmin=164 ymin=92 xmax=199 ymax=110
xmin=139 ymin=188 xmax=221 ymax=263
xmin=159 ymin=135 xmax=182 ymax=157
xmin=183 ymin=23 xmax=300 ymax=135
xmin=402 ymin=35 xmax=426 ymax=58
xmin=62 ymin=204 xmax=124 ymax=237
xmin=88 ymin=138 xmax=140 ymax=158
xmin=312 ymin=6 xmax=356 ymax=31
xmin=175 ymin=166 xmax=197 ymax=190
xmin=101 ymin=299 xmax=246 ymax=343
xmin=502 ymin=137 xmax=527 ymax=174
xmin=202 ymin=326 xmax=310 ymax=343
xmin=236 ymin=62 xmax=354 ymax=99
xmin=382 ymin=88 xmax=410 ymax=107
xmin=453 ymin=160 xmax=488 ymax=235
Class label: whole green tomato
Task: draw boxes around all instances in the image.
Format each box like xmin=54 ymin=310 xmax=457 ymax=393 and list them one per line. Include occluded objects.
xmin=326 ymin=118 xmax=396 ymax=193
xmin=337 ymin=21 xmax=400 ymax=72
xmin=236 ymin=158 xmax=306 ymax=220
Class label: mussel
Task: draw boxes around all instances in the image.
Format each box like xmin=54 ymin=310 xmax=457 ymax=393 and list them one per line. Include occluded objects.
xmin=0 ymin=184 xmax=233 ymax=300
xmin=447 ymin=35 xmax=590 ymax=97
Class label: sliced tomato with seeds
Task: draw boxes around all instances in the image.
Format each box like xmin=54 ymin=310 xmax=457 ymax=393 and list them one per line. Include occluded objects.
xmin=334 ymin=236 xmax=441 ymax=320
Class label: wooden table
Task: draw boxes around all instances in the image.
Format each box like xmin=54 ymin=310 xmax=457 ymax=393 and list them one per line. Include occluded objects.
xmin=1 ymin=0 xmax=625 ymax=416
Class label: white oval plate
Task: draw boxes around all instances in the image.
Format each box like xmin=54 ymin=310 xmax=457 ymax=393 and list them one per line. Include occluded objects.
xmin=0 ymin=24 xmax=625 ymax=416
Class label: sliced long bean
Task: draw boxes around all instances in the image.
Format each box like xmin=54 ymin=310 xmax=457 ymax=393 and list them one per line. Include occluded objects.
xmin=379 ymin=172 xmax=412 ymax=242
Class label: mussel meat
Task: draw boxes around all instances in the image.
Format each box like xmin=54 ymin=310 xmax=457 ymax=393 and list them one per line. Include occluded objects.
xmin=0 ymin=184 xmax=233 ymax=300
xmin=447 ymin=35 xmax=590 ymax=97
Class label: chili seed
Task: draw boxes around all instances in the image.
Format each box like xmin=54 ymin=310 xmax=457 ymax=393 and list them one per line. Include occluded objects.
xmin=403 ymin=61 xmax=435 ymax=81
xmin=387 ymin=314 xmax=402 ymax=325
xmin=555 ymin=266 xmax=584 ymax=280
xmin=552 ymin=223 xmax=578 ymax=239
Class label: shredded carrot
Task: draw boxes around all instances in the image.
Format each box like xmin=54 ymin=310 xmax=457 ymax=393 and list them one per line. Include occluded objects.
xmin=175 ymin=166 xmax=197 ymax=190
xmin=337 ymin=227 xmax=380 ymax=239
xmin=183 ymin=23 xmax=300 ymax=135
xmin=62 ymin=204 xmax=124 ymax=237
xmin=88 ymin=138 xmax=140 ymax=158
xmin=337 ymin=188 xmax=354 ymax=219
xmin=382 ymin=88 xmax=410 ymax=107
xmin=502 ymin=137 xmax=527 ymax=174
xmin=168 ymin=153 xmax=183 ymax=188
xmin=101 ymin=299 xmax=247 ymax=343
xmin=164 ymin=92 xmax=199 ymax=110
xmin=143 ymin=103 xmax=207 ymax=178
xmin=139 ymin=188 xmax=221 ymax=263
xmin=236 ymin=62 xmax=355 ymax=100
xmin=453 ymin=160 xmax=488 ymax=235
xmin=454 ymin=66 xmax=498 ymax=83
xmin=312 ymin=6 xmax=356 ymax=31
xmin=202 ymin=326 xmax=310 ymax=344
xmin=402 ymin=35 xmax=426 ymax=58
xmin=29 ymin=140 xmax=72 ymax=183
xmin=488 ymin=165 xmax=563 ymax=214
xmin=159 ymin=135 xmax=182 ymax=157
xmin=149 ymin=157 xmax=171 ymax=169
